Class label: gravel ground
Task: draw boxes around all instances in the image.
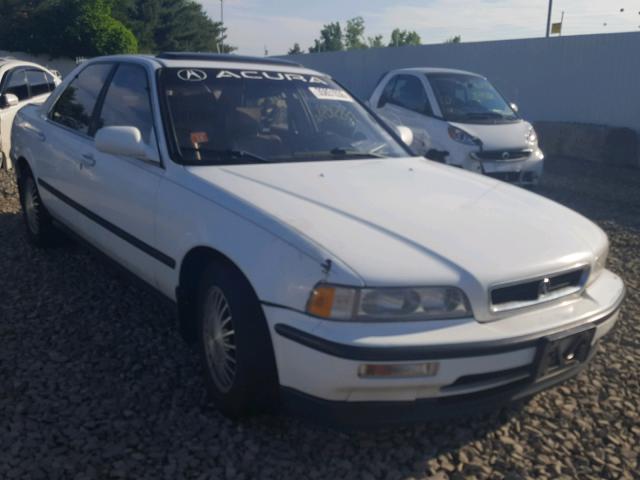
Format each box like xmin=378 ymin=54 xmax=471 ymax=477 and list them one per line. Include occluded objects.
xmin=0 ymin=157 xmax=638 ymax=480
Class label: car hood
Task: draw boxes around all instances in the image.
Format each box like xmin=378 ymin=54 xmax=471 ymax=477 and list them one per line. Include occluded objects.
xmin=449 ymin=120 xmax=533 ymax=150
xmin=188 ymin=157 xmax=604 ymax=319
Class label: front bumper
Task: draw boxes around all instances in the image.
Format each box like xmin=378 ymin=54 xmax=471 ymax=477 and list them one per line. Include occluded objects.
xmin=281 ymin=347 xmax=597 ymax=428
xmin=264 ymin=270 xmax=624 ymax=425
xmin=451 ymin=147 xmax=544 ymax=186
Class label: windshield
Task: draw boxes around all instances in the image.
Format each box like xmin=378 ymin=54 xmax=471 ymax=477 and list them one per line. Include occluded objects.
xmin=160 ymin=68 xmax=409 ymax=165
xmin=427 ymin=73 xmax=518 ymax=124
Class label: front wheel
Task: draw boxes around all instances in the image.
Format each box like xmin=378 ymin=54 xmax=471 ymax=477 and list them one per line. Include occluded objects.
xmin=197 ymin=261 xmax=279 ymax=418
xmin=19 ymin=173 xmax=58 ymax=247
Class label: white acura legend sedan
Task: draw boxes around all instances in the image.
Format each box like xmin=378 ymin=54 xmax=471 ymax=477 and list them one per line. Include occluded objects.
xmin=11 ymin=54 xmax=624 ymax=426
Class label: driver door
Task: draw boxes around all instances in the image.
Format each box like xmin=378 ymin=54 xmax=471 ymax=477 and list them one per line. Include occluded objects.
xmin=75 ymin=62 xmax=164 ymax=287
xmin=376 ymin=74 xmax=436 ymax=155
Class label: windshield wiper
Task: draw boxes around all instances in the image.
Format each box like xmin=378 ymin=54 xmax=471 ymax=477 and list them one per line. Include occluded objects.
xmin=181 ymin=147 xmax=270 ymax=164
xmin=464 ymin=112 xmax=504 ymax=120
xmin=329 ymin=147 xmax=387 ymax=159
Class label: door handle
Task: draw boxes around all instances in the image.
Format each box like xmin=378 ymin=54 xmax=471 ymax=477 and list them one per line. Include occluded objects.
xmin=81 ymin=153 xmax=96 ymax=167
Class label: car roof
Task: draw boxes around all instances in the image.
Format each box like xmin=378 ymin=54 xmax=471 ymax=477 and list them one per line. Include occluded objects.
xmin=156 ymin=52 xmax=301 ymax=67
xmin=387 ymin=67 xmax=485 ymax=78
xmin=85 ymin=53 xmax=326 ymax=77
xmin=0 ymin=58 xmax=46 ymax=69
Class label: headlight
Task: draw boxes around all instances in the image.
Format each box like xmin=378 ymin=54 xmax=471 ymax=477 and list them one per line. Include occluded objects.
xmin=306 ymin=284 xmax=472 ymax=321
xmin=448 ymin=126 xmax=480 ymax=146
xmin=526 ymin=127 xmax=538 ymax=145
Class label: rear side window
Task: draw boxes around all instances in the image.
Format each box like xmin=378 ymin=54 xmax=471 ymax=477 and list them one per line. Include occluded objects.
xmin=389 ymin=74 xmax=433 ymax=116
xmin=26 ymin=69 xmax=56 ymax=97
xmin=4 ymin=68 xmax=29 ymax=101
xmin=95 ymin=64 xmax=154 ymax=143
xmin=50 ymin=63 xmax=113 ymax=135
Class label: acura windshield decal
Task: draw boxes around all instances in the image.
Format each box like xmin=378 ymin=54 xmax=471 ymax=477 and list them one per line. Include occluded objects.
xmin=176 ymin=68 xmax=328 ymax=84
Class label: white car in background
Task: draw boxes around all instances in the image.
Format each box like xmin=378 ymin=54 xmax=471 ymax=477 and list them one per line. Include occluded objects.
xmin=369 ymin=68 xmax=545 ymax=186
xmin=11 ymin=54 xmax=624 ymax=426
xmin=0 ymin=58 xmax=60 ymax=169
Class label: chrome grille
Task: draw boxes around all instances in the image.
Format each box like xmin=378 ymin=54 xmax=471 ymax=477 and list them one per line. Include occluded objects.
xmin=475 ymin=149 xmax=532 ymax=161
xmin=490 ymin=267 xmax=589 ymax=313
xmin=486 ymin=172 xmax=521 ymax=183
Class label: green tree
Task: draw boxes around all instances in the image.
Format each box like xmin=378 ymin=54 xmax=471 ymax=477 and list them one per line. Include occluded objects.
xmin=345 ymin=16 xmax=367 ymax=50
xmin=367 ymin=34 xmax=384 ymax=48
xmin=309 ymin=22 xmax=343 ymax=52
xmin=0 ymin=0 xmax=46 ymax=52
xmin=288 ymin=42 xmax=302 ymax=55
xmin=0 ymin=0 xmax=238 ymax=57
xmin=0 ymin=0 xmax=136 ymax=57
xmin=389 ymin=28 xmax=421 ymax=47
xmin=109 ymin=0 xmax=160 ymax=52
xmin=445 ymin=35 xmax=461 ymax=44
xmin=112 ymin=0 xmax=233 ymax=53
xmin=26 ymin=0 xmax=137 ymax=57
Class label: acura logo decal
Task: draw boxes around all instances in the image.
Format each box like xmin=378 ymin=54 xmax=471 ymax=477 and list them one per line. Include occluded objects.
xmin=538 ymin=277 xmax=551 ymax=296
xmin=177 ymin=69 xmax=208 ymax=81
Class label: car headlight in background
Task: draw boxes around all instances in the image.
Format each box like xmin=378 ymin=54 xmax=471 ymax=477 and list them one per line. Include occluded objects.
xmin=306 ymin=284 xmax=472 ymax=321
xmin=526 ymin=127 xmax=538 ymax=145
xmin=448 ymin=126 xmax=481 ymax=146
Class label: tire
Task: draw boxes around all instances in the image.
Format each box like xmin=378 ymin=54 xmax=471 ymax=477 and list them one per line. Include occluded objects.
xmin=197 ymin=261 xmax=279 ymax=418
xmin=18 ymin=172 xmax=58 ymax=247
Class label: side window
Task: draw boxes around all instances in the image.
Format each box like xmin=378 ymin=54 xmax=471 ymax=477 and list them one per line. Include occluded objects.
xmin=96 ymin=64 xmax=154 ymax=143
xmin=378 ymin=76 xmax=396 ymax=108
xmin=4 ymin=68 xmax=29 ymax=101
xmin=50 ymin=63 xmax=113 ymax=135
xmin=26 ymin=69 xmax=56 ymax=97
xmin=390 ymin=75 xmax=433 ymax=116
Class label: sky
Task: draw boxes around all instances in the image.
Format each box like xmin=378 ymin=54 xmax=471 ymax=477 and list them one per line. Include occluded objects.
xmin=199 ymin=0 xmax=640 ymax=56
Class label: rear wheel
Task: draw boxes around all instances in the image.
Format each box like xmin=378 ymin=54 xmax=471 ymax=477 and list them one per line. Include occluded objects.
xmin=197 ymin=261 xmax=279 ymax=418
xmin=18 ymin=172 xmax=58 ymax=247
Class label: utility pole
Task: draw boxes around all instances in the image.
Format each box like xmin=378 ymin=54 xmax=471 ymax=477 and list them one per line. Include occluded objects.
xmin=218 ymin=0 xmax=224 ymax=54
xmin=546 ymin=0 xmax=553 ymax=37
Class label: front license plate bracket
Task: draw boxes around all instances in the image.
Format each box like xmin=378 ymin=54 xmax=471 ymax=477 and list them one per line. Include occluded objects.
xmin=535 ymin=326 xmax=596 ymax=380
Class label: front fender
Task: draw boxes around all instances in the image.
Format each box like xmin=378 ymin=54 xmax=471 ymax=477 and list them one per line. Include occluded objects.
xmin=154 ymin=170 xmax=363 ymax=311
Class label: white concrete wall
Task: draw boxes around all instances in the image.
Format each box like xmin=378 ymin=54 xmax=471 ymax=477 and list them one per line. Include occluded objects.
xmin=281 ymin=32 xmax=640 ymax=132
xmin=0 ymin=51 xmax=78 ymax=76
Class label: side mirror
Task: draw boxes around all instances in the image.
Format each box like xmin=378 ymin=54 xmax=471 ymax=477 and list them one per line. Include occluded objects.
xmin=509 ymin=102 xmax=519 ymax=113
xmin=95 ymin=126 xmax=158 ymax=162
xmin=395 ymin=125 xmax=414 ymax=146
xmin=377 ymin=93 xmax=389 ymax=108
xmin=0 ymin=93 xmax=19 ymax=109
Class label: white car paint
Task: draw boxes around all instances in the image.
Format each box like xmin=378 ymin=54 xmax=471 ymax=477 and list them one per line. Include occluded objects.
xmin=0 ymin=58 xmax=60 ymax=169
xmin=10 ymin=55 xmax=624 ymax=422
xmin=369 ymin=68 xmax=545 ymax=186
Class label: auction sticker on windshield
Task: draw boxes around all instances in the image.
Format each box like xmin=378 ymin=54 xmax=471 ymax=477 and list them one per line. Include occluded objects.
xmin=309 ymin=87 xmax=354 ymax=102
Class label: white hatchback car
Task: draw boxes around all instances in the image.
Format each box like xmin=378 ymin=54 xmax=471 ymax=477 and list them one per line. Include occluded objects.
xmin=369 ymin=68 xmax=545 ymax=186
xmin=0 ymin=58 xmax=60 ymax=169
xmin=11 ymin=54 xmax=624 ymax=426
